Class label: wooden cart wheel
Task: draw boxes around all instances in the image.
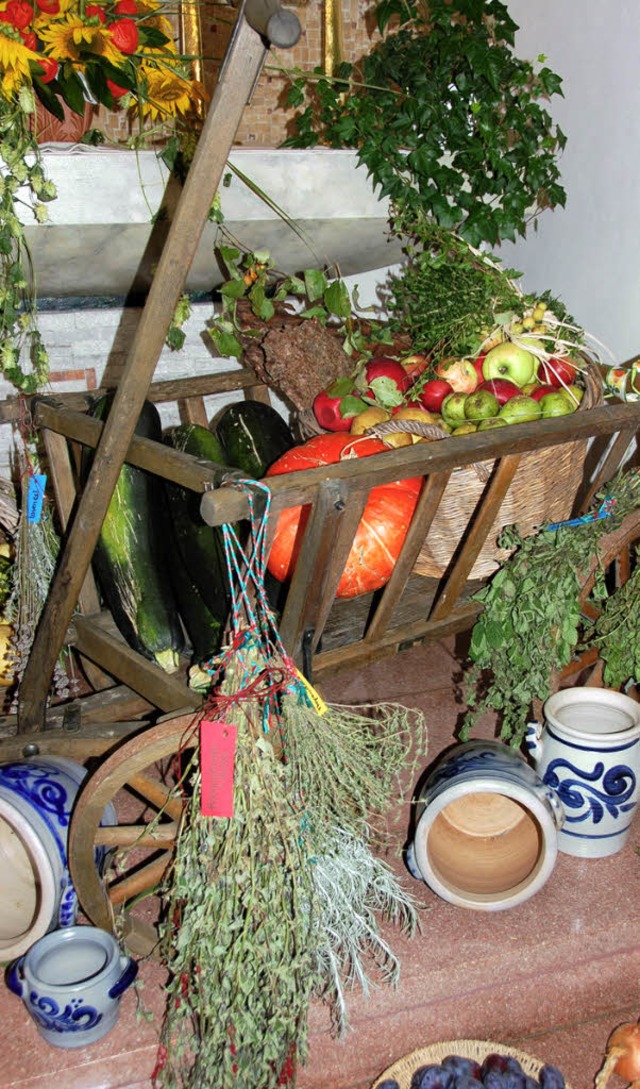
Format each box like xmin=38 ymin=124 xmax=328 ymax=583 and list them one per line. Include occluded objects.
xmin=68 ymin=710 xmax=199 ymax=957
xmin=552 ymin=508 xmax=640 ymax=692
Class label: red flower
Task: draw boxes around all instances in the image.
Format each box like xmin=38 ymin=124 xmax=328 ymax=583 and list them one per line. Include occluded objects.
xmin=106 ymin=77 xmax=128 ymax=98
xmin=37 ymin=55 xmax=59 ymax=83
xmin=35 ymin=0 xmax=60 ymax=12
xmin=114 ymin=0 xmax=137 ymax=12
xmin=20 ymin=28 xmax=37 ymax=48
xmin=110 ymin=17 xmax=138 ymax=54
xmin=5 ymin=0 xmax=34 ymax=29
xmin=86 ymin=4 xmax=107 ymax=21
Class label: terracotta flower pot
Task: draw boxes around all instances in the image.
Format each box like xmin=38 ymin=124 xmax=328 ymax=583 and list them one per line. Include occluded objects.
xmin=33 ymin=97 xmax=95 ymax=143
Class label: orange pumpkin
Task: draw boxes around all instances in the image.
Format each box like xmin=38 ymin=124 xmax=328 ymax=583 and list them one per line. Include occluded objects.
xmin=265 ymin=433 xmax=422 ymax=599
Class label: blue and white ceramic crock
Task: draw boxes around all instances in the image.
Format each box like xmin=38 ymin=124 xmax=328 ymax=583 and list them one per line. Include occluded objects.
xmin=6 ymin=924 xmax=137 ymax=1048
xmin=407 ymin=740 xmax=565 ymax=911
xmin=526 ymin=686 xmax=640 ymax=858
xmin=0 ymin=756 xmax=115 ymax=962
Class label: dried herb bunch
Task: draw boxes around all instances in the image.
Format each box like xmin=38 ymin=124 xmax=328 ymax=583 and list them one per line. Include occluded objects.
xmin=462 ymin=470 xmax=640 ymax=748
xmin=155 ymin=493 xmax=427 ymax=1089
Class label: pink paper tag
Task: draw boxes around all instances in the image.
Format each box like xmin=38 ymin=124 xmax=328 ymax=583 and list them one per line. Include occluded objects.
xmin=200 ymin=718 xmax=237 ymax=818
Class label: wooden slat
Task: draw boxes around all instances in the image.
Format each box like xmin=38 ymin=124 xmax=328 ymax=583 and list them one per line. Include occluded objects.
xmin=67 ymin=613 xmax=201 ymax=714
xmin=429 ymin=454 xmax=522 ymax=621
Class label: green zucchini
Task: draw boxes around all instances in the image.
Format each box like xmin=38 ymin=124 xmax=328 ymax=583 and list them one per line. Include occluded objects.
xmin=82 ymin=396 xmax=185 ymax=673
xmin=162 ymin=424 xmax=230 ymax=640
xmin=213 ymin=400 xmax=295 ymax=478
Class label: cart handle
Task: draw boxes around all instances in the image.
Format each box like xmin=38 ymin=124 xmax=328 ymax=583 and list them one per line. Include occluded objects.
xmin=245 ymin=0 xmax=301 ymax=48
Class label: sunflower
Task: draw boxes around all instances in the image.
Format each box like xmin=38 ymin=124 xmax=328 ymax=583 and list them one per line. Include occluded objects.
xmin=136 ymin=55 xmax=201 ymax=121
xmin=36 ymin=15 xmax=124 ymax=67
xmin=0 ymin=32 xmax=39 ymax=98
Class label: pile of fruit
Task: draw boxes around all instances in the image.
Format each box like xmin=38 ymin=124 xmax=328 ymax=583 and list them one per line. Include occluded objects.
xmin=376 ymin=1050 xmax=567 ymax=1089
xmin=313 ymin=340 xmax=585 ymax=446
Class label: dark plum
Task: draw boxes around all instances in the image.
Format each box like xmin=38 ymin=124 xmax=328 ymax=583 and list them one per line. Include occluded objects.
xmin=524 ymin=1078 xmax=538 ymax=1089
xmin=539 ymin=1064 xmax=566 ymax=1089
xmin=455 ymin=1075 xmax=483 ymax=1089
xmin=377 ymin=1081 xmax=401 ymax=1089
xmin=442 ymin=1056 xmax=482 ymax=1080
xmin=505 ymin=1058 xmax=524 ymax=1077
xmin=410 ymin=1064 xmax=454 ymax=1089
xmin=481 ymin=1055 xmax=511 ymax=1079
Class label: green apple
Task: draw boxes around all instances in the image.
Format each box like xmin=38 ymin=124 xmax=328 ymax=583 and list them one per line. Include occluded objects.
xmin=498 ymin=395 xmax=542 ymax=425
xmin=441 ymin=391 xmax=469 ymax=426
xmin=464 ymin=389 xmax=500 ymax=421
xmin=477 ymin=417 xmax=508 ymax=431
xmin=539 ymin=392 xmax=577 ymax=418
xmin=560 ymin=384 xmax=584 ymax=406
xmin=482 ymin=342 xmax=538 ymax=388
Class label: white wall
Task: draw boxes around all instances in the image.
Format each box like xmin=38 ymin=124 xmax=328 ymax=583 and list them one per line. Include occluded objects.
xmin=499 ymin=0 xmax=640 ymax=365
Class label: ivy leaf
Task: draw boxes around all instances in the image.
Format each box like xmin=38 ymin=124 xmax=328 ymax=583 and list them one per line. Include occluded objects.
xmin=304 ymin=268 xmax=328 ymax=302
xmin=324 ymin=279 xmax=352 ymax=318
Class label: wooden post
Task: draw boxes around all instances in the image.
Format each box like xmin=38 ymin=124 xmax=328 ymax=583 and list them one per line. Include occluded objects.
xmin=18 ymin=1 xmax=300 ymax=731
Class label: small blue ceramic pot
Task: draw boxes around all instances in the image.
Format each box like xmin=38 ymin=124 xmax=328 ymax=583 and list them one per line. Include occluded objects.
xmin=6 ymin=925 xmax=137 ymax=1048
xmin=407 ymin=740 xmax=565 ymax=911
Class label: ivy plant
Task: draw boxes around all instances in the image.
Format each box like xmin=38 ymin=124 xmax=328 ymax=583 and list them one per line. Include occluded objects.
xmin=284 ymin=0 xmax=566 ymax=249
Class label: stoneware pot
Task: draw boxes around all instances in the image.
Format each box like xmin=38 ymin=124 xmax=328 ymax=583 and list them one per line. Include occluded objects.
xmin=526 ymin=686 xmax=640 ymax=858
xmin=6 ymin=924 xmax=137 ymax=1048
xmin=406 ymin=740 xmax=565 ymax=910
xmin=0 ymin=756 xmax=114 ymax=963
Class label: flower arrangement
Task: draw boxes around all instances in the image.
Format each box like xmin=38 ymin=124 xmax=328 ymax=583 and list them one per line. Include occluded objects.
xmin=0 ymin=0 xmax=205 ymax=393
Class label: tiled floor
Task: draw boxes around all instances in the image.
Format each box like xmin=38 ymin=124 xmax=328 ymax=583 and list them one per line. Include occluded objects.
xmin=2 ymin=636 xmax=640 ymax=1089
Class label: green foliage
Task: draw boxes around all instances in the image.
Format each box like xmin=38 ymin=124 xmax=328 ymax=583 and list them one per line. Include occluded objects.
xmin=462 ymin=471 xmax=640 ymax=747
xmin=384 ymin=213 xmax=526 ymax=361
xmin=586 ymin=555 xmax=640 ymax=689
xmin=207 ymin=246 xmax=393 ymax=361
xmin=0 ymin=90 xmax=54 ymax=393
xmin=283 ymin=0 xmax=566 ymax=248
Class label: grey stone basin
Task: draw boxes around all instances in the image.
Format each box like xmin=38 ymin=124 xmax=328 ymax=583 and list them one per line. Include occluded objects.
xmin=20 ymin=146 xmax=402 ymax=298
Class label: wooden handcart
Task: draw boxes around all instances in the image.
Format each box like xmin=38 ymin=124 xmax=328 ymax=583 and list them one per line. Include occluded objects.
xmin=2 ymin=0 xmax=640 ymax=954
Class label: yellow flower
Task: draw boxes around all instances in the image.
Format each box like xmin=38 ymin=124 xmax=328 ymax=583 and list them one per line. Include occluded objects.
xmin=137 ymin=57 xmax=200 ymax=121
xmin=0 ymin=31 xmax=38 ymax=98
xmin=36 ymin=15 xmax=124 ymax=67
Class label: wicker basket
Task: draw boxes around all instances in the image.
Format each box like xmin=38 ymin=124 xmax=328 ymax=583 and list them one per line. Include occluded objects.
xmin=412 ymin=357 xmax=604 ymax=580
xmin=371 ymin=1038 xmax=572 ymax=1089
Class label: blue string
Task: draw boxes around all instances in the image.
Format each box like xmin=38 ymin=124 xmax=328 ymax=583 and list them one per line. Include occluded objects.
xmin=545 ymin=496 xmax=616 ymax=532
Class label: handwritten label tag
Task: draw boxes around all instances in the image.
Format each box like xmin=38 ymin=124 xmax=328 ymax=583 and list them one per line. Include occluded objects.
xmin=294 ymin=669 xmax=327 ymax=716
xmin=200 ymin=718 xmax=237 ymax=818
xmin=27 ymin=474 xmax=47 ymax=523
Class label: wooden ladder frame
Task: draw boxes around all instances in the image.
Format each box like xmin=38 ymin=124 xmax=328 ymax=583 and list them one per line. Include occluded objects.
xmin=16 ymin=0 xmax=301 ymax=733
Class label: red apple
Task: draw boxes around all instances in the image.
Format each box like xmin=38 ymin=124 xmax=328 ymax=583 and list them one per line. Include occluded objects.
xmin=477 ymin=378 xmax=521 ymax=405
xmin=529 ymin=383 xmax=558 ymax=402
xmin=538 ymin=356 xmax=578 ymax=388
xmin=414 ymin=377 xmax=454 ymax=413
xmin=435 ymin=357 xmax=479 ymax=394
xmin=364 ymin=357 xmax=413 ymax=408
xmin=472 ymin=354 xmax=487 ymax=382
xmin=312 ymin=383 xmax=367 ymax=431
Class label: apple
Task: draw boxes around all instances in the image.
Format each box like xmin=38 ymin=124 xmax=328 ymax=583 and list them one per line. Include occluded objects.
xmin=365 ymin=357 xmax=413 ymax=397
xmin=451 ymin=421 xmax=478 ymax=434
xmin=472 ymin=354 xmax=487 ymax=382
xmin=393 ymin=405 xmax=440 ymax=444
xmin=435 ymin=357 xmax=479 ymax=394
xmin=414 ymin=377 xmax=454 ymax=413
xmin=539 ymin=392 xmax=577 ymax=418
xmin=538 ymin=356 xmax=578 ymax=388
xmin=312 ymin=384 xmax=367 ymax=431
xmin=477 ymin=378 xmax=521 ymax=405
xmin=482 ymin=342 xmax=537 ymax=388
xmin=477 ymin=417 xmax=508 ymax=431
xmin=350 ymin=405 xmax=391 ymax=435
xmin=498 ymin=395 xmax=542 ymax=425
xmin=400 ymin=353 xmax=429 ymax=378
xmin=561 ymin=384 xmax=584 ymax=406
xmin=441 ymin=391 xmax=469 ymax=426
xmin=464 ymin=389 xmax=500 ymax=421
xmin=529 ymin=384 xmax=558 ymax=402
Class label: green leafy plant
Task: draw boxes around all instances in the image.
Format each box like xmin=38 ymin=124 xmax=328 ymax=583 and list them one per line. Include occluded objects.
xmin=283 ymin=0 xmax=566 ymax=248
xmin=208 ymin=244 xmax=393 ymax=361
xmin=462 ymin=470 xmax=640 ymax=748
